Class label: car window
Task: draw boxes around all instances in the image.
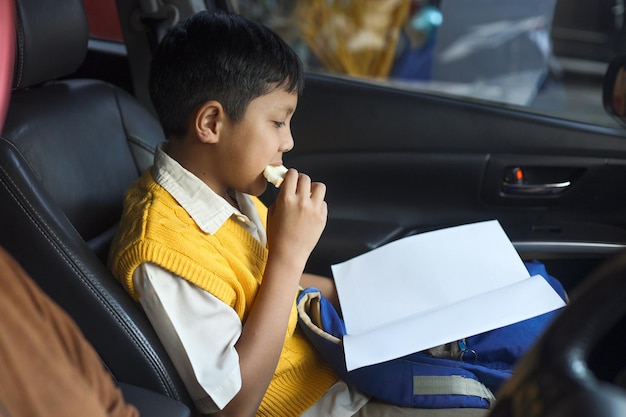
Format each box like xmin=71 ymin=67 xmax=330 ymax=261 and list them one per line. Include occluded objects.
xmin=83 ymin=0 xmax=123 ymax=42
xmin=234 ymin=0 xmax=622 ymax=128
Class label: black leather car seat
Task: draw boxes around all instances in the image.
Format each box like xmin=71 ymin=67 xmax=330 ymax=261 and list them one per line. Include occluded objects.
xmin=0 ymin=0 xmax=192 ymax=409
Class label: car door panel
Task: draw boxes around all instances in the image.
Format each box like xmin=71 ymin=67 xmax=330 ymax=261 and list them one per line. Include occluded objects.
xmin=286 ymin=74 xmax=626 ymax=287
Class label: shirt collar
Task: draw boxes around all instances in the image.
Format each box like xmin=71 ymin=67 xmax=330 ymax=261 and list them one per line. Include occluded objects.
xmin=151 ymin=142 xmax=253 ymax=235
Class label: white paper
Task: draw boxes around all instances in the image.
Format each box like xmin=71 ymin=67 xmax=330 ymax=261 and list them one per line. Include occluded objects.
xmin=331 ymin=220 xmax=566 ymax=371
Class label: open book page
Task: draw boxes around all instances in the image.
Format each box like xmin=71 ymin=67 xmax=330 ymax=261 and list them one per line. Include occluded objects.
xmin=331 ymin=220 xmax=566 ymax=371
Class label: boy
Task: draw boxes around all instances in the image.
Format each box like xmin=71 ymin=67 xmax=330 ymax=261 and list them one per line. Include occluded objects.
xmin=108 ymin=10 xmax=487 ymax=417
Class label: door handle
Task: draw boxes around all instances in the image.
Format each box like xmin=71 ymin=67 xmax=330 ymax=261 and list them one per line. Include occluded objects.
xmin=501 ymin=167 xmax=574 ymax=196
xmin=501 ymin=180 xmax=571 ymax=195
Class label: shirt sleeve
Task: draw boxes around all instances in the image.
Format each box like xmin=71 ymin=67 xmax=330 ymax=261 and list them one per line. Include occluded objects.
xmin=133 ymin=262 xmax=243 ymax=414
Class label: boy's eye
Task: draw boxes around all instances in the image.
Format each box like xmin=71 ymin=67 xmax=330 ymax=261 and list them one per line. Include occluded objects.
xmin=273 ymin=121 xmax=286 ymax=128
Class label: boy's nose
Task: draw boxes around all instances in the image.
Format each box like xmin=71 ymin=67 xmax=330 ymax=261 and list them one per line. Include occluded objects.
xmin=281 ymin=132 xmax=294 ymax=153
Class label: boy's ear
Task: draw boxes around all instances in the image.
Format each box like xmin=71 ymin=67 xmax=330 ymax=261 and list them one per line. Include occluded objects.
xmin=194 ymin=101 xmax=224 ymax=144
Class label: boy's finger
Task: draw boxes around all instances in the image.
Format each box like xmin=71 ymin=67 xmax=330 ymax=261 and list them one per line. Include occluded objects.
xmin=295 ymin=173 xmax=312 ymax=195
xmin=310 ymin=182 xmax=326 ymax=201
xmin=278 ymin=168 xmax=298 ymax=194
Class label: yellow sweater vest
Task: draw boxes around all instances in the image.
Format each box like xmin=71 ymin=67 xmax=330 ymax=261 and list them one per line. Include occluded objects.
xmin=108 ymin=171 xmax=338 ymax=416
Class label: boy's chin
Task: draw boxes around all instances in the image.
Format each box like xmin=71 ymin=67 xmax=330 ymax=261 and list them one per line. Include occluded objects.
xmin=248 ymin=178 xmax=269 ymax=197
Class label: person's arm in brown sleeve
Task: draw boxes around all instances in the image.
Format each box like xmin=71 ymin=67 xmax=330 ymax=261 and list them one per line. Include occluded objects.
xmin=0 ymin=246 xmax=138 ymax=417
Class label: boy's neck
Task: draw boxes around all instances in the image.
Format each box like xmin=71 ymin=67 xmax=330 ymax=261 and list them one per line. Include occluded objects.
xmin=226 ymin=189 xmax=240 ymax=210
xmin=164 ymin=139 xmax=234 ymax=208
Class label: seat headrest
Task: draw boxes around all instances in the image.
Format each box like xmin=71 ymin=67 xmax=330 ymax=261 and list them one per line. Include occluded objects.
xmin=12 ymin=0 xmax=89 ymax=89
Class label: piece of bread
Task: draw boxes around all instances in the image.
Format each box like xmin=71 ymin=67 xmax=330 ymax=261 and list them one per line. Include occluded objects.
xmin=263 ymin=164 xmax=288 ymax=188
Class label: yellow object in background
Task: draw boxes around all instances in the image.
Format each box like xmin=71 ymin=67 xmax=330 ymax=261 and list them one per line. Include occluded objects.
xmin=296 ymin=0 xmax=410 ymax=78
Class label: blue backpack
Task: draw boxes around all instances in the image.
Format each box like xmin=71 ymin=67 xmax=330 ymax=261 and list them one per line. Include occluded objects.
xmin=296 ymin=260 xmax=567 ymax=409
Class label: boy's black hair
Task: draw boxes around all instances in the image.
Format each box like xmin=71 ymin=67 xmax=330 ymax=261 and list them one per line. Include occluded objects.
xmin=149 ymin=10 xmax=305 ymax=139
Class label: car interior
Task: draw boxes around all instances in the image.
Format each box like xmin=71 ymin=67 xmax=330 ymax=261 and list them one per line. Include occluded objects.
xmin=2 ymin=0 xmax=626 ymax=415
xmin=0 ymin=0 xmax=192 ymax=414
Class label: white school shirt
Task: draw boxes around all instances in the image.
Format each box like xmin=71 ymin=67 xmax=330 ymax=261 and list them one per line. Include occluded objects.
xmin=133 ymin=144 xmax=369 ymax=415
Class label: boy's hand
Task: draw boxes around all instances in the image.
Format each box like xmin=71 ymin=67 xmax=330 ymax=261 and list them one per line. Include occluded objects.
xmin=266 ymin=169 xmax=327 ymax=269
